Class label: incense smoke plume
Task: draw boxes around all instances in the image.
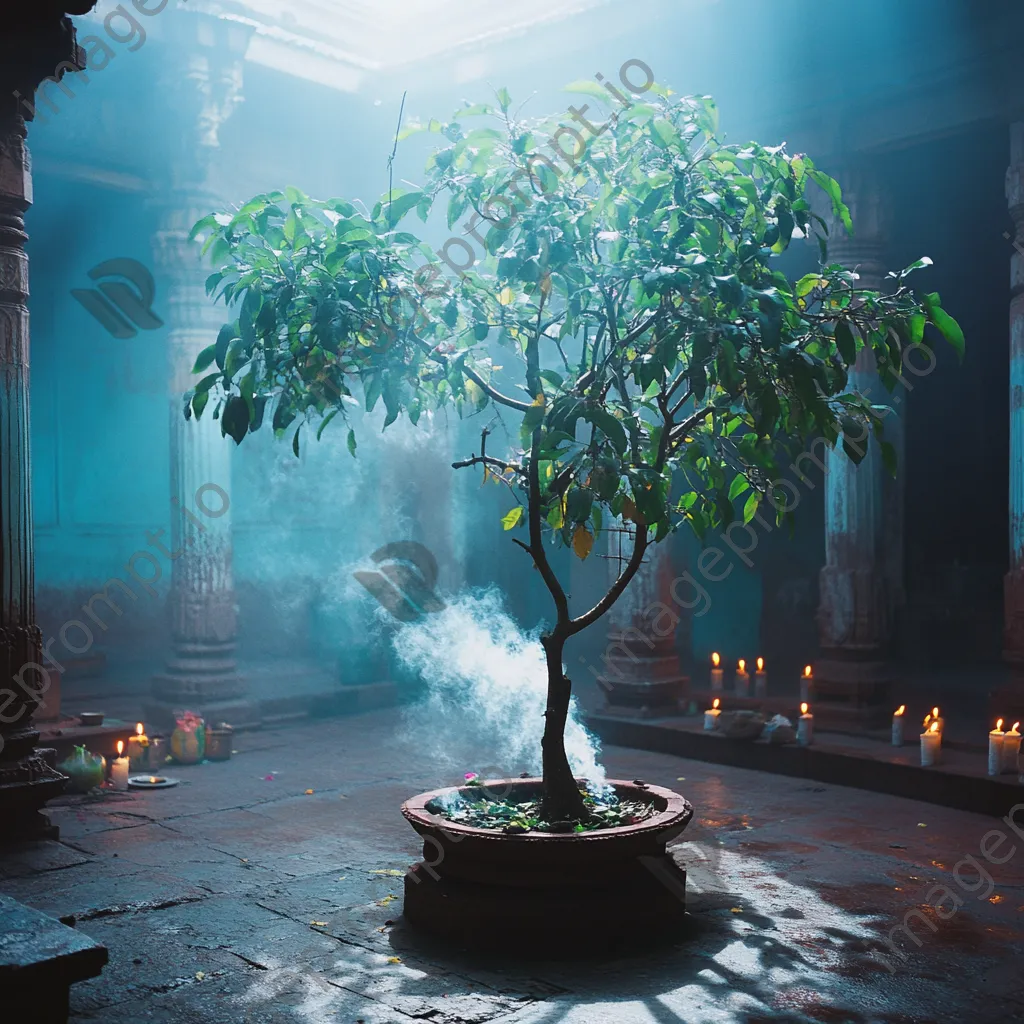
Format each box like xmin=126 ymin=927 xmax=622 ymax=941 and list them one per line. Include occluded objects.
xmin=393 ymin=588 xmax=608 ymax=789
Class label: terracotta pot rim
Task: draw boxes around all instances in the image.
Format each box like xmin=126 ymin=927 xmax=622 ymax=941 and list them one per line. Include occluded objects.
xmin=401 ymin=777 xmax=692 ymax=842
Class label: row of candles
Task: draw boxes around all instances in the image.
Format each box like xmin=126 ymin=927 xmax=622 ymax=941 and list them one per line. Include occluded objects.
xmin=709 ymin=652 xmax=815 ymax=701
xmin=892 ymin=705 xmax=1021 ymax=774
xmin=704 ymin=697 xmax=815 ymax=744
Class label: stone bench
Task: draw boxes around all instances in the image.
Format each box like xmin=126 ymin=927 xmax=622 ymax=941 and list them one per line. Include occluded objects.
xmin=0 ymin=894 xmax=107 ymax=1024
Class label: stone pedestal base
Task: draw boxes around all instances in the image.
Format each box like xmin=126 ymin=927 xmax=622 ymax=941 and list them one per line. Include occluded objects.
xmin=145 ymin=690 xmax=260 ymax=734
xmin=599 ymin=632 xmax=689 ymax=718
xmin=0 ymin=749 xmax=66 ymax=843
xmin=812 ymin=649 xmax=892 ymax=730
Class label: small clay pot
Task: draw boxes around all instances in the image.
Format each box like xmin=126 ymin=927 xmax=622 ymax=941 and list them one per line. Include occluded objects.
xmin=205 ymin=725 xmax=233 ymax=761
xmin=78 ymin=712 xmax=104 ymax=727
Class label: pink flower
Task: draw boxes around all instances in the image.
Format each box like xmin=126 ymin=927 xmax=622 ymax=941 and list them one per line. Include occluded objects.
xmin=464 ymin=772 xmax=478 ymax=782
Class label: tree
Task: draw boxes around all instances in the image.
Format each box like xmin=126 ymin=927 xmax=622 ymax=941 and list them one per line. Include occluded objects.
xmin=186 ymin=86 xmax=962 ymax=823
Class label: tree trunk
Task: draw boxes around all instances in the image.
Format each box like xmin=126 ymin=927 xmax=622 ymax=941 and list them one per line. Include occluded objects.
xmin=539 ymin=633 xmax=588 ymax=822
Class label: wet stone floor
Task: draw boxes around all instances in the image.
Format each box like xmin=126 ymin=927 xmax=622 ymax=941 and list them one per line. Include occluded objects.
xmin=2 ymin=708 xmax=1024 ymax=1024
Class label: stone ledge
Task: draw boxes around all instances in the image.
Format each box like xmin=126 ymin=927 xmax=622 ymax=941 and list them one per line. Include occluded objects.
xmin=587 ymin=713 xmax=1024 ymax=820
xmin=0 ymin=893 xmax=106 ymax=1024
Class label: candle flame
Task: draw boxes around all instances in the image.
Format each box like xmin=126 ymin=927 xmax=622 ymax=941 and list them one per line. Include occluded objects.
xmin=1014 ymin=722 xmax=1021 ymax=733
xmin=136 ymin=722 xmax=144 ymax=736
xmin=895 ymin=705 xmax=905 ymax=716
xmin=116 ymin=740 xmax=124 ymax=755
xmin=800 ymin=702 xmax=809 ymax=715
xmin=929 ymin=721 xmax=939 ymax=734
xmin=738 ymin=659 xmax=746 ymax=672
xmin=996 ymin=718 xmax=1004 ymax=731
xmin=756 ymin=657 xmax=764 ymax=671
xmin=713 ymin=698 xmax=720 ymax=710
xmin=711 ymin=652 xmax=720 ymax=667
xmin=932 ymin=707 xmax=939 ymax=718
xmin=803 ymin=665 xmax=812 ymax=677
xmin=923 ymin=713 xmax=931 ymax=726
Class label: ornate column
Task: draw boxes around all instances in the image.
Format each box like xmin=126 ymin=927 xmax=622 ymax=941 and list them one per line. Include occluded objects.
xmin=597 ymin=526 xmax=689 ymax=717
xmin=0 ymin=8 xmax=92 ymax=840
xmin=147 ymin=13 xmax=256 ymax=730
xmin=1000 ymin=121 xmax=1024 ymax=719
xmin=815 ymin=167 xmax=902 ymax=728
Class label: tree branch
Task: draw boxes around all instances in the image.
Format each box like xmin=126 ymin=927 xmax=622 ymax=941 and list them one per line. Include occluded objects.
xmin=568 ymin=518 xmax=649 ymax=635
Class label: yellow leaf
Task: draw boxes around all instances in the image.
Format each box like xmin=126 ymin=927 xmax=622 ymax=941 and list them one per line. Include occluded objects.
xmin=305 ymin=789 xmax=314 ymax=795
xmin=376 ymin=894 xmax=397 ymax=906
xmin=370 ymin=869 xmax=405 ymax=877
xmin=730 ymin=907 xmax=743 ymax=914
xmin=621 ymin=496 xmax=637 ymax=522
xmin=311 ymin=920 xmax=329 ymax=927
xmin=501 ymin=506 xmax=524 ymax=530
xmin=498 ymin=286 xmax=515 ymax=305
xmin=386 ymin=956 xmax=402 ymax=964
xmin=195 ymin=971 xmax=206 ymax=981
xmin=572 ymin=525 xmax=594 ymax=560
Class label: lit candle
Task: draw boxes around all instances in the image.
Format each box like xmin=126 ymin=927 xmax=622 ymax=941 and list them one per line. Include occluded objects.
xmin=892 ymin=705 xmax=906 ymax=747
xmin=704 ymin=697 xmax=722 ymax=732
xmin=797 ymin=702 xmax=814 ymax=746
xmin=111 ymin=740 xmax=130 ymax=791
xmin=988 ymin=719 xmax=1005 ymax=775
xmin=128 ymin=722 xmax=149 ymax=771
xmin=710 ymin=652 xmax=723 ymax=692
xmin=921 ymin=720 xmax=942 ymax=767
xmin=735 ymin=659 xmax=750 ymax=697
xmin=929 ymin=706 xmax=944 ymax=735
xmin=754 ymin=657 xmax=767 ymax=698
xmin=800 ymin=664 xmax=813 ymax=703
xmin=1001 ymin=721 xmax=1020 ymax=775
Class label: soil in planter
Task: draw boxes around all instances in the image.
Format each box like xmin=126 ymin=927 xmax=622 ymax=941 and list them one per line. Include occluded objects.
xmin=425 ymin=784 xmax=658 ymax=834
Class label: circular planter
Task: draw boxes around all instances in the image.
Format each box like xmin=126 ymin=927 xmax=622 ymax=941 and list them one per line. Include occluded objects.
xmin=401 ymin=778 xmax=693 ymax=952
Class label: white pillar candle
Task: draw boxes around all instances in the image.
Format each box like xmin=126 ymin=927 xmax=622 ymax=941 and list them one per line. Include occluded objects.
xmin=988 ymin=720 xmax=1005 ymax=776
xmin=800 ymin=665 xmax=813 ymax=703
xmin=797 ymin=703 xmax=814 ymax=746
xmin=735 ymin=660 xmax=750 ymax=697
xmin=892 ymin=705 xmax=906 ymax=747
xmin=1001 ymin=722 xmax=1021 ymax=774
xmin=704 ymin=698 xmax=721 ymax=732
xmin=754 ymin=657 xmax=767 ymax=697
xmin=111 ymin=741 xmax=130 ymax=791
xmin=710 ymin=653 xmax=723 ymax=692
xmin=921 ymin=722 xmax=942 ymax=767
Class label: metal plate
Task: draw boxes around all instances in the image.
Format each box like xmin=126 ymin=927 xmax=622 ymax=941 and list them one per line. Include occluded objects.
xmin=127 ymin=775 xmax=180 ymax=789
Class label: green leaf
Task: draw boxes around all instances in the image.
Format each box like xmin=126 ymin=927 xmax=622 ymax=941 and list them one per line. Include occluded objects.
xmin=347 ymin=428 xmax=358 ymax=458
xmin=742 ymin=490 xmax=760 ymax=525
xmin=563 ymin=79 xmax=612 ymax=103
xmin=495 ymin=86 xmax=512 ymax=113
xmin=834 ymin=320 xmax=857 ymax=365
xmin=923 ymin=294 xmax=965 ymax=362
xmin=221 ymin=396 xmax=249 ymax=445
xmin=728 ymin=474 xmax=750 ymax=501
xmin=292 ymin=425 xmax=302 ymax=458
xmin=880 ymin=440 xmax=897 ymax=478
xmin=501 ymin=506 xmax=524 ymax=530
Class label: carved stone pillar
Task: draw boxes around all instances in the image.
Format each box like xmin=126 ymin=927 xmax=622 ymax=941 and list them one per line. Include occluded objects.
xmin=0 ymin=8 xmax=91 ymax=841
xmin=815 ymin=168 xmax=901 ymax=728
xmin=147 ymin=14 xmax=255 ymax=730
xmin=598 ymin=526 xmax=689 ymax=717
xmin=999 ymin=121 xmax=1024 ymax=720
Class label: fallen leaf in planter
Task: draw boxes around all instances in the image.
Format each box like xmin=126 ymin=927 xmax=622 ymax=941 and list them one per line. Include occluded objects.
xmin=310 ymin=921 xmax=329 ymax=927
xmin=376 ymin=895 xmax=397 ymax=906
xmin=305 ymin=789 xmax=314 ymax=796
xmin=386 ymin=957 xmax=402 ymax=964
xmin=371 ymin=869 xmax=405 ymax=877
xmin=730 ymin=907 xmax=743 ymax=914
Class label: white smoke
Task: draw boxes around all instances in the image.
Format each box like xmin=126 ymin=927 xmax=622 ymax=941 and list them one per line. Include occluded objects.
xmin=393 ymin=588 xmax=607 ymax=789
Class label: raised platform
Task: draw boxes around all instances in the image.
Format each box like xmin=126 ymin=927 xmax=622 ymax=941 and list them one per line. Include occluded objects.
xmin=587 ymin=711 xmax=1024 ymax=820
xmin=0 ymin=894 xmax=107 ymax=1024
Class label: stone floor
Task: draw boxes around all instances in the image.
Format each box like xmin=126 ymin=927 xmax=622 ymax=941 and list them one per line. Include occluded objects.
xmin=3 ymin=708 xmax=1024 ymax=1023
